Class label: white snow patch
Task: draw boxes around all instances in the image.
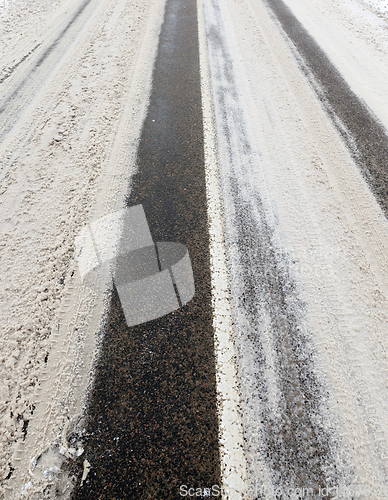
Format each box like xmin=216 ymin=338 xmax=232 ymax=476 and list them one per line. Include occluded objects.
xmin=0 ymin=0 xmax=166 ymax=496
xmin=282 ymin=0 xmax=388 ymax=131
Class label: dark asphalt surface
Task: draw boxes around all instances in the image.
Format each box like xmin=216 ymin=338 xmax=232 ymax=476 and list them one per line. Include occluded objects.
xmin=265 ymin=0 xmax=388 ymax=217
xmin=71 ymin=0 xmax=221 ymax=498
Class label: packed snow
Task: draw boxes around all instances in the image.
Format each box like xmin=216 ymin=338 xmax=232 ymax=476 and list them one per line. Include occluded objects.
xmin=200 ymin=0 xmax=388 ymax=496
xmin=0 ymin=0 xmax=165 ymax=496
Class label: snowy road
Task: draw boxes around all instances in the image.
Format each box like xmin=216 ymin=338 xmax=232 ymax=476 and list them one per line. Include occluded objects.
xmin=201 ymin=0 xmax=388 ymax=497
xmin=1 ymin=0 xmax=388 ymax=497
xmin=0 ymin=0 xmax=166 ymax=496
xmin=201 ymin=0 xmax=388 ymax=496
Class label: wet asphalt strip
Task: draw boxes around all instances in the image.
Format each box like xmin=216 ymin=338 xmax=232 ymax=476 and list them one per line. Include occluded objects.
xmin=264 ymin=0 xmax=388 ymax=216
xmin=72 ymin=0 xmax=221 ymax=499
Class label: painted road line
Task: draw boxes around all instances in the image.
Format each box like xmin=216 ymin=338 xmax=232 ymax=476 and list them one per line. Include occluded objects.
xmin=197 ymin=0 xmax=248 ymax=499
xmin=200 ymin=0 xmax=342 ymax=495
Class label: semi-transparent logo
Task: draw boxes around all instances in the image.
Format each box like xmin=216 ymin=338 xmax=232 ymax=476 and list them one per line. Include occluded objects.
xmin=75 ymin=205 xmax=195 ymax=326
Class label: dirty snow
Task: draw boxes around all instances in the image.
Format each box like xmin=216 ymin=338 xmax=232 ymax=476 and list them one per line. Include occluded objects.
xmin=365 ymin=0 xmax=388 ymax=15
xmin=201 ymin=0 xmax=388 ymax=496
xmin=282 ymin=0 xmax=388 ymax=131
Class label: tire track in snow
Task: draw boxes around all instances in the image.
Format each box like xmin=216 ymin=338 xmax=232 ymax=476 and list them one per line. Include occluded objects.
xmin=0 ymin=0 xmax=104 ymax=142
xmin=264 ymin=0 xmax=388 ymax=218
xmin=1 ymin=0 xmax=167 ymax=496
xmin=202 ymin=0 xmax=342 ymax=495
xmin=0 ymin=43 xmax=41 ymax=85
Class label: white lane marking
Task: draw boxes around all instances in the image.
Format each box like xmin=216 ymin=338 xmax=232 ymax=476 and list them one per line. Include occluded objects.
xmin=197 ymin=0 xmax=248 ymax=498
